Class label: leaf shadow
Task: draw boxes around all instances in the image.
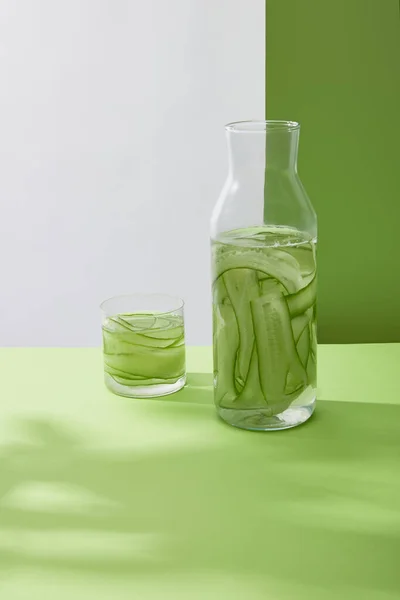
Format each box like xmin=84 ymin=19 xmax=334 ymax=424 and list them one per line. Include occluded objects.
xmin=0 ymin=398 xmax=399 ymax=598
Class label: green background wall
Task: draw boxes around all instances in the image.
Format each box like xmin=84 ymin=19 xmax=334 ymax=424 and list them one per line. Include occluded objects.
xmin=266 ymin=0 xmax=400 ymax=343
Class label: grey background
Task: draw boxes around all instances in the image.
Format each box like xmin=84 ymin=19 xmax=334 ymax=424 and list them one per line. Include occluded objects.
xmin=0 ymin=0 xmax=265 ymax=346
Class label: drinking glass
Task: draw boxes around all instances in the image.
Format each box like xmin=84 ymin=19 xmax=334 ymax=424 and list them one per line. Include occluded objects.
xmin=101 ymin=294 xmax=186 ymax=398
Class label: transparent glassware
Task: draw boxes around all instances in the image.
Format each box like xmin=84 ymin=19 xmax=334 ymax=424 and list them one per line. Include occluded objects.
xmin=211 ymin=121 xmax=317 ymax=431
xmin=101 ymin=294 xmax=186 ymax=398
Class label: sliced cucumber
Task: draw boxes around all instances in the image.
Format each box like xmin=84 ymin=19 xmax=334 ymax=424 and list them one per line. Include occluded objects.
xmin=166 ymin=334 xmax=185 ymax=348
xmin=102 ymin=310 xmax=185 ymax=388
xmin=296 ymin=324 xmax=310 ymax=369
xmin=259 ymin=277 xmax=285 ymax=297
xmin=291 ymin=309 xmax=311 ymax=344
xmin=280 ymin=241 xmax=315 ymax=280
xmin=306 ymin=345 xmax=317 ymax=384
xmin=307 ymin=321 xmax=317 ymax=384
xmin=116 ymin=314 xmax=157 ymax=331
xmin=103 ymin=330 xmax=181 ymax=351
xmin=287 ymin=275 xmax=317 ymax=318
xmin=213 ymin=279 xmax=239 ymax=406
xmin=251 ymin=296 xmax=288 ymax=402
xmin=104 ymin=365 xmax=148 ymax=380
xmin=215 ymin=248 xmax=303 ymax=294
xmin=223 ymin=268 xmax=260 ymax=385
xmin=141 ymin=326 xmax=183 ymax=340
xmin=212 ymin=226 xmax=317 ymax=418
xmin=232 ymin=345 xmax=267 ymax=409
xmin=251 ymin=295 xmax=307 ymax=411
xmin=109 ymin=374 xmax=180 ymax=386
xmin=104 ymin=346 xmax=184 ymax=379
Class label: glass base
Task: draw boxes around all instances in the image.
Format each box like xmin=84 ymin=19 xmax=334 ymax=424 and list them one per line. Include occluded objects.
xmin=104 ymin=374 xmax=186 ymax=398
xmin=217 ymin=396 xmax=316 ymax=431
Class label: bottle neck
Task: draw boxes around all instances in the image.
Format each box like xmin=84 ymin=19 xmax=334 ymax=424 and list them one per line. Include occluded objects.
xmin=227 ymin=125 xmax=299 ymax=175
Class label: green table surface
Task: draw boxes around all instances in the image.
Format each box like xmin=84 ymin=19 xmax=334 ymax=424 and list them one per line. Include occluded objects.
xmin=0 ymin=345 xmax=399 ymax=599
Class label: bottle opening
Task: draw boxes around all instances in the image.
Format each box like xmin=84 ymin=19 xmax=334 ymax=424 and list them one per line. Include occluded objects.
xmin=225 ymin=120 xmax=300 ymax=133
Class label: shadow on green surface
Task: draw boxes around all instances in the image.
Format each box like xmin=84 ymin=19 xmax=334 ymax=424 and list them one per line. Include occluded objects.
xmin=0 ymin=398 xmax=399 ymax=598
xmin=150 ymin=372 xmax=214 ymax=405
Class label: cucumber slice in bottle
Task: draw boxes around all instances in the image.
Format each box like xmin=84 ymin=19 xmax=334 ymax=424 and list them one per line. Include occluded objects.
xmin=251 ymin=295 xmax=307 ymax=413
xmin=307 ymin=321 xmax=317 ymax=382
xmin=259 ymin=277 xmax=285 ymax=297
xmin=215 ymin=248 xmax=303 ymax=294
xmin=286 ymin=275 xmax=317 ymax=318
xmin=213 ymin=279 xmax=239 ymax=406
xmin=291 ymin=309 xmax=311 ymax=344
xmin=280 ymin=241 xmax=315 ymax=281
xmin=212 ymin=226 xmax=317 ymax=423
xmin=223 ymin=268 xmax=260 ymax=385
xmin=250 ymin=296 xmax=289 ymax=403
xmin=296 ymin=324 xmax=310 ymax=368
xmin=233 ymin=345 xmax=267 ymax=409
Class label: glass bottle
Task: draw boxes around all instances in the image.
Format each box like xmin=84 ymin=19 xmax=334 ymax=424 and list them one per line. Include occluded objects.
xmin=211 ymin=121 xmax=317 ymax=431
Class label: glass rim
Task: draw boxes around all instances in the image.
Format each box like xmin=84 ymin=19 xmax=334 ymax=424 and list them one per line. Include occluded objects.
xmin=100 ymin=293 xmax=184 ymax=315
xmin=225 ymin=120 xmax=300 ymax=133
